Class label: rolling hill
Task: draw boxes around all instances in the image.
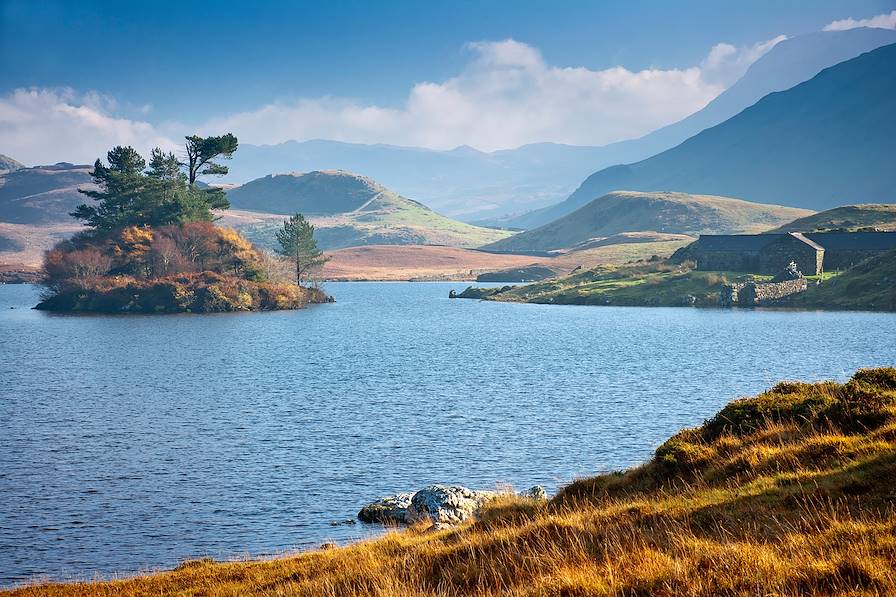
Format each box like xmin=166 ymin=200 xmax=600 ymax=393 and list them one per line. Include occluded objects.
xmin=768 ymin=204 xmax=896 ymax=233
xmin=510 ymin=42 xmax=896 ymax=229
xmin=221 ymin=170 xmax=513 ymax=250
xmin=0 ymin=162 xmax=95 ymax=224
xmin=484 ymin=191 xmax=811 ymax=253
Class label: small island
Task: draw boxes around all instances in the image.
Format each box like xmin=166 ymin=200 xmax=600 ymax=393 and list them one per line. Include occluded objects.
xmin=35 ymin=135 xmax=331 ymax=313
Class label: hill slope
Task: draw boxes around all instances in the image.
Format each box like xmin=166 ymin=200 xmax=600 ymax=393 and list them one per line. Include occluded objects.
xmin=787 ymin=249 xmax=896 ymax=311
xmin=221 ymin=171 xmax=512 ymax=250
xmin=15 ymin=368 xmax=896 ymax=596
xmin=0 ymin=162 xmax=95 ymax=224
xmin=769 ymin=204 xmax=896 ymax=233
xmin=512 ymin=42 xmax=896 ymax=229
xmin=486 ymin=191 xmax=811 ymax=252
xmin=0 ymin=154 xmax=25 ymax=175
xmin=599 ymin=27 xmax=896 ymax=169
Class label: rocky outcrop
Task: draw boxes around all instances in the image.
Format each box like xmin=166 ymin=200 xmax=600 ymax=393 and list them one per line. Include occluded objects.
xmin=357 ymin=492 xmax=414 ymax=524
xmin=406 ymin=485 xmax=497 ymax=525
xmin=359 ymin=484 xmax=547 ymax=526
xmin=452 ymin=285 xmax=513 ymax=299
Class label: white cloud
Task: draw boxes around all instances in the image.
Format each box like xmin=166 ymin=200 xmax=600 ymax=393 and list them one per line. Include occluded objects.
xmin=1 ymin=36 xmax=786 ymax=160
xmin=0 ymin=88 xmax=177 ymax=166
xmin=700 ymin=36 xmax=788 ymax=85
xmin=200 ymin=36 xmax=786 ymax=151
xmin=823 ymin=9 xmax=896 ymax=31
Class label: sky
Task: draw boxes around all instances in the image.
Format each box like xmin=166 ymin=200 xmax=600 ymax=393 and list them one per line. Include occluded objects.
xmin=1 ymin=0 xmax=895 ymax=164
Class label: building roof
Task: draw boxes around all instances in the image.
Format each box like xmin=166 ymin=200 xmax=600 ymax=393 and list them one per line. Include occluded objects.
xmin=805 ymin=232 xmax=896 ymax=251
xmin=695 ymin=234 xmax=783 ymax=252
xmin=790 ymin=232 xmax=825 ymax=252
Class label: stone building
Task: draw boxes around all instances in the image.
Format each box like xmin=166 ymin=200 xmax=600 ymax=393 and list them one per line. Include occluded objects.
xmin=692 ymin=232 xmax=824 ymax=275
xmin=690 ymin=231 xmax=896 ymax=275
xmin=804 ymin=232 xmax=896 ymax=270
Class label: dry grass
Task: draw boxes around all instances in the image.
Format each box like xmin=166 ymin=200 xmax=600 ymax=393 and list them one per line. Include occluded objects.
xmin=8 ymin=368 xmax=896 ymax=596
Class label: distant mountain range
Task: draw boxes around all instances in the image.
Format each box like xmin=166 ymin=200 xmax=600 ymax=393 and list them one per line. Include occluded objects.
xmin=509 ymin=41 xmax=896 ymax=230
xmin=221 ymin=170 xmax=512 ymax=250
xmin=484 ymin=191 xmax=812 ymax=253
xmin=220 ymin=27 xmax=896 ymax=223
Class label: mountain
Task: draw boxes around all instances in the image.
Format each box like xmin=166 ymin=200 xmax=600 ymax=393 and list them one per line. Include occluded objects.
xmin=768 ymin=204 xmax=896 ymax=233
xmin=509 ymin=42 xmax=896 ymax=230
xmin=220 ymin=170 xmax=513 ymax=250
xmin=484 ymin=191 xmax=812 ymax=253
xmin=0 ymin=162 xmax=95 ymax=224
xmin=595 ymin=27 xmax=896 ymax=168
xmin=0 ymin=154 xmax=25 ymax=175
xmin=220 ymin=28 xmax=896 ymax=224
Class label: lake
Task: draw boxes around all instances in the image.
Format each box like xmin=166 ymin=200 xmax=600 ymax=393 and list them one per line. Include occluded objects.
xmin=1 ymin=281 xmax=894 ymax=586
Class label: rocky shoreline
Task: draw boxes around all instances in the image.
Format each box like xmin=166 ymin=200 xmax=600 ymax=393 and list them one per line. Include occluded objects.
xmin=358 ymin=484 xmax=546 ymax=528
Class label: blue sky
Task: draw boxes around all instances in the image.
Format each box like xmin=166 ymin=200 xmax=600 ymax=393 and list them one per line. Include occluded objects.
xmin=1 ymin=0 xmax=895 ymax=162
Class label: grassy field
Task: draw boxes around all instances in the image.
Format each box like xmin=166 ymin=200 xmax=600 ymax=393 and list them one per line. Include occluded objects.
xmin=463 ymin=261 xmax=737 ymax=306
xmin=320 ymin=245 xmax=544 ymax=281
xmin=461 ymin=254 xmax=892 ymax=310
xmin=787 ymin=249 xmax=896 ymax=311
xmin=9 ymin=367 xmax=896 ymax=596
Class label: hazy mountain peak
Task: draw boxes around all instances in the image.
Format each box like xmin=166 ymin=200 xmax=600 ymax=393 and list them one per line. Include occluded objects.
xmin=0 ymin=154 xmax=26 ymax=174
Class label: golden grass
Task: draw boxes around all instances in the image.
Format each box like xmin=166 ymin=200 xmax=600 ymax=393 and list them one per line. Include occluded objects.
xmin=8 ymin=368 xmax=896 ymax=596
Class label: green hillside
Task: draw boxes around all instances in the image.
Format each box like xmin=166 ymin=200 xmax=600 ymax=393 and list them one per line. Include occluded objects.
xmin=768 ymin=204 xmax=896 ymax=233
xmin=485 ymin=191 xmax=811 ymax=252
xmin=785 ymin=249 xmax=896 ymax=311
xmin=222 ymin=170 xmax=513 ymax=250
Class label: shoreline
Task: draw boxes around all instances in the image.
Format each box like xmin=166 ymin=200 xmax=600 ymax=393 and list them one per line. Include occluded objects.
xmin=6 ymin=367 xmax=896 ymax=595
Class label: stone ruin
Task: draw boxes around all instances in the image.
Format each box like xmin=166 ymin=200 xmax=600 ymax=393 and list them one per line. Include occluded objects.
xmin=720 ymin=261 xmax=808 ymax=307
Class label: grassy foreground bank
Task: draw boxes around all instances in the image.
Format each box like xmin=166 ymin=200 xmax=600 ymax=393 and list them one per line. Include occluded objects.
xmin=8 ymin=368 xmax=896 ymax=596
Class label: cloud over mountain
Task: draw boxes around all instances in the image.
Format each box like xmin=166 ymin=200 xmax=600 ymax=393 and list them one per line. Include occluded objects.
xmin=824 ymin=9 xmax=896 ymax=31
xmin=201 ymin=37 xmax=785 ymax=151
xmin=0 ymin=36 xmax=785 ymax=162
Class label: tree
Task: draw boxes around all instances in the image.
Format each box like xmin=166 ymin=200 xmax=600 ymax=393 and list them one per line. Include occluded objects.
xmin=71 ymin=135 xmax=236 ymax=232
xmin=71 ymin=146 xmax=148 ymax=230
xmin=275 ymin=214 xmax=328 ymax=286
xmin=183 ymin=133 xmax=238 ymax=185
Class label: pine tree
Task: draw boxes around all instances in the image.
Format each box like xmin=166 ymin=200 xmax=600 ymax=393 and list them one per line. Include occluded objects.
xmin=275 ymin=214 xmax=328 ymax=286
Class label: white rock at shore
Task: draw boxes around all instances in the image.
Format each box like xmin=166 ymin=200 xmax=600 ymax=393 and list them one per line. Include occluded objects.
xmin=358 ymin=484 xmax=547 ymax=526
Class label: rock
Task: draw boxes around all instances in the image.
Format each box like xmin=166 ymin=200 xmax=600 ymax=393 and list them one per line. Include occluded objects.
xmin=772 ymin=261 xmax=804 ymax=282
xmin=357 ymin=492 xmax=414 ymax=524
xmin=518 ymin=485 xmax=547 ymax=500
xmin=329 ymin=518 xmax=357 ymax=526
xmin=406 ymin=485 xmax=497 ymax=525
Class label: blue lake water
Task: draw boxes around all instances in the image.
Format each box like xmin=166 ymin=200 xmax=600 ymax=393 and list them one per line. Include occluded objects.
xmin=1 ymin=281 xmax=894 ymax=585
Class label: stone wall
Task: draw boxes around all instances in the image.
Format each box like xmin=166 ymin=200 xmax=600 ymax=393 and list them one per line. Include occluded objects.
xmin=758 ymin=236 xmax=823 ymax=275
xmin=720 ymin=278 xmax=808 ymax=307
xmin=697 ymin=251 xmax=761 ymax=272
